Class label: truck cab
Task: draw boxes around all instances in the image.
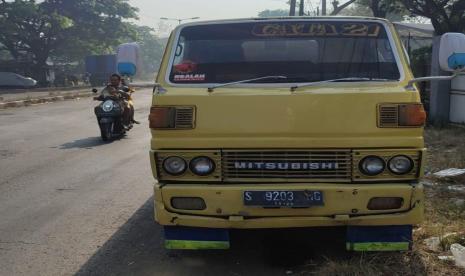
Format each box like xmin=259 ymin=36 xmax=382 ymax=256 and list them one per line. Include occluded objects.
xmin=149 ymin=17 xmax=428 ymax=251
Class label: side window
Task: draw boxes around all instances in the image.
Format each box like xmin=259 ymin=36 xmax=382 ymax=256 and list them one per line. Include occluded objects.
xmin=379 ymin=39 xmax=395 ymax=62
xmin=393 ymin=28 xmax=410 ymax=65
xmin=173 ymin=36 xmax=185 ymax=65
xmin=400 ymin=40 xmax=410 ymax=65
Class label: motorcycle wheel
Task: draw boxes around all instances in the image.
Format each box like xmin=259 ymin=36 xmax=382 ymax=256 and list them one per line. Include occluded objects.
xmin=100 ymin=123 xmax=113 ymax=141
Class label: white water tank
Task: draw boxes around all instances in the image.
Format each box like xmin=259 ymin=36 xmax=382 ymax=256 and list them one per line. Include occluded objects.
xmin=116 ymin=43 xmax=141 ymax=77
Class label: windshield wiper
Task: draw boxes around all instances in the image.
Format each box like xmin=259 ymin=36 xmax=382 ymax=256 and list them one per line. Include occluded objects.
xmin=207 ymin=76 xmax=287 ymax=92
xmin=290 ymin=77 xmax=394 ymax=92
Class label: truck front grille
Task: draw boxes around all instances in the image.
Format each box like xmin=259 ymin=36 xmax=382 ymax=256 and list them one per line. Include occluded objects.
xmin=222 ymin=150 xmax=352 ymax=182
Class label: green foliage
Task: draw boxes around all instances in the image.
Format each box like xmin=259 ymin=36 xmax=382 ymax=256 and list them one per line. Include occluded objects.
xmin=400 ymin=0 xmax=465 ymax=34
xmin=411 ymin=46 xmax=432 ymax=66
xmin=339 ymin=0 xmax=409 ymax=20
xmin=410 ymin=46 xmax=432 ymax=77
xmin=339 ymin=2 xmax=374 ymax=16
xmin=0 ymin=0 xmax=138 ymax=85
xmin=258 ymin=9 xmax=289 ymax=17
xmin=0 ymin=49 xmax=13 ymax=61
xmin=356 ymin=0 xmax=407 ymax=18
xmin=132 ymin=25 xmax=164 ymax=78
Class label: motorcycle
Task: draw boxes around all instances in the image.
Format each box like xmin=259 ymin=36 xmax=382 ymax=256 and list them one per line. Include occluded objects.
xmin=92 ymin=86 xmax=135 ymax=141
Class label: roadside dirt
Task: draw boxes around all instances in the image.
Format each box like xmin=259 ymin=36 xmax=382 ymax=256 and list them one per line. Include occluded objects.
xmin=300 ymin=126 xmax=465 ymax=276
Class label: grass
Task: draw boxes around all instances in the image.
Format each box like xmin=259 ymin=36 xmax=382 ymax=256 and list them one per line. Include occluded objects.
xmin=299 ymin=126 xmax=465 ymax=276
xmin=425 ymin=126 xmax=465 ymax=172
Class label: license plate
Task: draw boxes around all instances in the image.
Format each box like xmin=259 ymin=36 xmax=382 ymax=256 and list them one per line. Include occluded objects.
xmin=243 ymin=190 xmax=324 ymax=207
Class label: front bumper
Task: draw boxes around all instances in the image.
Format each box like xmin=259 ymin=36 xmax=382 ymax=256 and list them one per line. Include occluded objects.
xmin=153 ymin=183 xmax=424 ymax=229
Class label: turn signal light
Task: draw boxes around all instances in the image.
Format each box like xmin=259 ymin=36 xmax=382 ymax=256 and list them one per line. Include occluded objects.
xmin=149 ymin=106 xmax=176 ymax=129
xmin=367 ymin=197 xmax=403 ymax=210
xmin=399 ymin=104 xmax=426 ymax=127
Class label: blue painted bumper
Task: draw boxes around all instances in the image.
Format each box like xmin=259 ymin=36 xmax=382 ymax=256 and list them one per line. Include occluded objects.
xmin=346 ymin=225 xmax=412 ymax=251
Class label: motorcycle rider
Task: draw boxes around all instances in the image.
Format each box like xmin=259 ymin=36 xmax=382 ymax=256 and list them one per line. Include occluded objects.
xmin=99 ymin=74 xmax=139 ymax=125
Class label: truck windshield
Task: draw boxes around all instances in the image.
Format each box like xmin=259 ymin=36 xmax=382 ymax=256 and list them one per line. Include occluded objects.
xmin=169 ymin=21 xmax=400 ymax=84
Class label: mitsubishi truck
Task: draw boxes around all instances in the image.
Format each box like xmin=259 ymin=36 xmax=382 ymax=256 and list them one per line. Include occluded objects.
xmin=149 ymin=17 xmax=465 ymax=251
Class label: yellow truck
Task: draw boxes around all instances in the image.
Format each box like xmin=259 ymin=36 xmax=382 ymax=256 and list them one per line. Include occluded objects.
xmin=148 ymin=17 xmax=459 ymax=251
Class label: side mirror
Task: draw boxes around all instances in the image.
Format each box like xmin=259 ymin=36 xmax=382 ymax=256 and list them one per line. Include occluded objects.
xmin=439 ymin=33 xmax=465 ymax=72
xmin=92 ymin=88 xmax=98 ymax=93
xmin=406 ymin=33 xmax=465 ymax=89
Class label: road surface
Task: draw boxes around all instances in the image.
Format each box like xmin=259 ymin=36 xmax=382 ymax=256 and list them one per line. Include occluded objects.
xmin=0 ymin=89 xmax=348 ymax=276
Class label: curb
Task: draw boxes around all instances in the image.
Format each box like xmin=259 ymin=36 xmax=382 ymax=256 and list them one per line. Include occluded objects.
xmin=0 ymin=91 xmax=94 ymax=110
xmin=5 ymin=101 xmax=25 ymax=108
xmin=0 ymin=86 xmax=92 ymax=94
xmin=0 ymin=85 xmax=151 ymax=110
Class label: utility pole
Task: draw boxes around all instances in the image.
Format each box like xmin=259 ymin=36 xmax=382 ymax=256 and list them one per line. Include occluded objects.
xmin=299 ymin=0 xmax=304 ymax=16
xmin=322 ymin=0 xmax=326 ymax=15
xmin=289 ymin=0 xmax=296 ymax=16
xmin=160 ymin=17 xmax=200 ymax=25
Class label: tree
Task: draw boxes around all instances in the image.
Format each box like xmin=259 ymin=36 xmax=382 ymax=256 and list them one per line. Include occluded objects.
xmin=340 ymin=0 xmax=410 ymax=21
xmin=330 ymin=0 xmax=358 ymax=15
xmin=258 ymin=9 xmax=289 ymax=17
xmin=400 ymin=0 xmax=465 ymax=34
xmin=132 ymin=26 xmax=164 ymax=78
xmin=330 ymin=0 xmax=408 ymax=18
xmin=0 ymin=48 xmax=13 ymax=61
xmin=348 ymin=0 xmax=409 ymax=20
xmin=339 ymin=2 xmax=373 ymax=16
xmin=0 ymin=0 xmax=138 ymax=85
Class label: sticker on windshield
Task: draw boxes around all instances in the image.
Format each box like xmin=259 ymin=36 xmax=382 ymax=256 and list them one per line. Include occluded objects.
xmin=252 ymin=23 xmax=381 ymax=38
xmin=173 ymin=74 xmax=206 ymax=82
xmin=174 ymin=60 xmax=198 ymax=73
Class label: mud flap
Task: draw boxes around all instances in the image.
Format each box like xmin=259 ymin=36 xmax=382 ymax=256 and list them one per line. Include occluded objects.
xmin=346 ymin=225 xmax=412 ymax=251
xmin=164 ymin=226 xmax=230 ymax=250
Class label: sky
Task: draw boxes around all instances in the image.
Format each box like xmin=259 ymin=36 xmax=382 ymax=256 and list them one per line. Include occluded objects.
xmin=129 ymin=0 xmax=290 ymax=36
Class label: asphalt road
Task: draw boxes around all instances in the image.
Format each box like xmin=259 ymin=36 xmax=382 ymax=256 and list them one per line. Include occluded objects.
xmin=0 ymin=89 xmax=349 ymax=276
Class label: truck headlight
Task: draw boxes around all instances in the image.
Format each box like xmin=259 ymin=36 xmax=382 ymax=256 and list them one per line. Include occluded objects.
xmin=163 ymin=156 xmax=187 ymax=176
xmin=190 ymin=156 xmax=215 ymax=176
xmin=359 ymin=156 xmax=385 ymax=176
xmin=102 ymin=100 xmax=114 ymax=112
xmin=388 ymin=155 xmax=414 ymax=175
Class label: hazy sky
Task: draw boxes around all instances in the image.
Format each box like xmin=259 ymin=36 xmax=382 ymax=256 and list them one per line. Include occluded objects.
xmin=129 ymin=0 xmax=289 ymax=35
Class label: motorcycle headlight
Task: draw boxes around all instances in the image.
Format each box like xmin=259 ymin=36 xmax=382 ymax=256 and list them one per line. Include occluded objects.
xmin=388 ymin=155 xmax=414 ymax=175
xmin=102 ymin=100 xmax=114 ymax=112
xmin=163 ymin=156 xmax=187 ymax=176
xmin=359 ymin=156 xmax=385 ymax=176
xmin=189 ymin=156 xmax=215 ymax=176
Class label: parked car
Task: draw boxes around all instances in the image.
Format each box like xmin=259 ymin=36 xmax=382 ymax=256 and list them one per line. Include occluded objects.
xmin=0 ymin=72 xmax=37 ymax=88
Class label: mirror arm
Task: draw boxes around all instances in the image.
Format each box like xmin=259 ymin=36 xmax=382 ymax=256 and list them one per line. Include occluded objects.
xmin=406 ymin=75 xmax=456 ymax=90
xmin=153 ymin=83 xmax=167 ymax=95
xmin=405 ymin=68 xmax=465 ymax=90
